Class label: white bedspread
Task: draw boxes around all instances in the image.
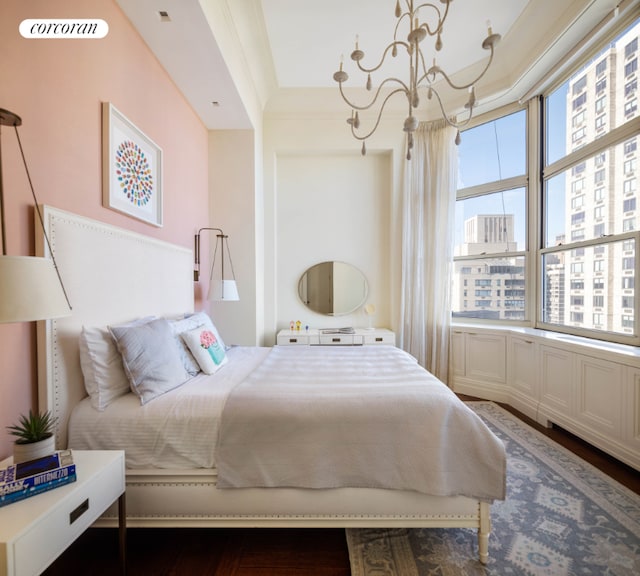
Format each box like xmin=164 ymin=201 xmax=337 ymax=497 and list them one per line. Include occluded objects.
xmin=68 ymin=346 xmax=271 ymax=468
xmin=215 ymin=346 xmax=506 ymax=501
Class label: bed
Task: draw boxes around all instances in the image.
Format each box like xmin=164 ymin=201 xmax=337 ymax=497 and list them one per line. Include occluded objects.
xmin=36 ymin=205 xmax=505 ymax=564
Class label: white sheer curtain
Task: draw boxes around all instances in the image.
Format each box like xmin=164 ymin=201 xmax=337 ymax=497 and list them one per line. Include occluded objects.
xmin=400 ymin=119 xmax=458 ymax=383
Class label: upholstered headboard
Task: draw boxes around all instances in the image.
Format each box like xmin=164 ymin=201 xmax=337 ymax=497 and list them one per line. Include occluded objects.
xmin=36 ymin=206 xmax=194 ymax=448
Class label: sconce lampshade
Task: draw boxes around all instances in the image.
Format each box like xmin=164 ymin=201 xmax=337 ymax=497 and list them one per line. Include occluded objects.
xmin=209 ymin=279 xmax=240 ymax=302
xmin=0 ymin=256 xmax=72 ymax=323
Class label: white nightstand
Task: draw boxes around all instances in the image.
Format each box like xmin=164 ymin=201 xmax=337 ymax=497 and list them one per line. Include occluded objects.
xmin=0 ymin=450 xmax=126 ymax=576
xmin=277 ymin=328 xmax=395 ymax=346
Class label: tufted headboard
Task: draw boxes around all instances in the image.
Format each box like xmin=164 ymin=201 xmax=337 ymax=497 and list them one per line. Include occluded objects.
xmin=36 ymin=206 xmax=194 ymax=448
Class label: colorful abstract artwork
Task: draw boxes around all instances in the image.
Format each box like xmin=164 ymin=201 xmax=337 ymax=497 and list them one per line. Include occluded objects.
xmin=102 ymin=102 xmax=163 ymax=226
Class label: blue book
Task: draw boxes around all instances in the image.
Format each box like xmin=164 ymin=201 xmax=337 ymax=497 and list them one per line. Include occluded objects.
xmin=0 ymin=450 xmax=77 ymax=507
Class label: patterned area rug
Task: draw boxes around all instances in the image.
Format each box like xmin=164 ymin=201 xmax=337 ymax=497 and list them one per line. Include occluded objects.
xmin=346 ymin=401 xmax=640 ymax=575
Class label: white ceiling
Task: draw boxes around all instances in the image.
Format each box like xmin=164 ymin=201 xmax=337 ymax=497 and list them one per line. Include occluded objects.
xmin=261 ymin=0 xmax=528 ymax=88
xmin=116 ymin=0 xmax=631 ymax=130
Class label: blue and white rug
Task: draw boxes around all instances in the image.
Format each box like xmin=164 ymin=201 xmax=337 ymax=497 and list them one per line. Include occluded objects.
xmin=346 ymin=401 xmax=640 ymax=575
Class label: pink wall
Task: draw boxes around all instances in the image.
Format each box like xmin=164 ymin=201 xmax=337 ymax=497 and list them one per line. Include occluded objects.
xmin=0 ymin=0 xmax=210 ymax=458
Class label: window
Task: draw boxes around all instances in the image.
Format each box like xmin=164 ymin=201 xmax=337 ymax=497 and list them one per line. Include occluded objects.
xmin=571 ymin=178 xmax=585 ymax=193
xmin=573 ymin=93 xmax=587 ymax=110
xmin=572 ymin=127 xmax=586 ymax=142
xmin=573 ymin=75 xmax=587 ymax=94
xmin=453 ymin=109 xmax=527 ymax=321
xmin=572 ymin=111 xmax=586 ymax=127
xmin=543 ymin=26 xmax=640 ymax=341
xmin=624 ymin=198 xmax=637 ymax=212
xmin=455 ymin=18 xmax=640 ymax=345
xmin=624 ymin=179 xmax=637 ymax=194
xmin=572 ymin=162 xmax=586 ymax=175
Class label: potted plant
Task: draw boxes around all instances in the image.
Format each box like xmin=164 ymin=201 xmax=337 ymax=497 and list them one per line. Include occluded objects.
xmin=7 ymin=410 xmax=56 ymax=464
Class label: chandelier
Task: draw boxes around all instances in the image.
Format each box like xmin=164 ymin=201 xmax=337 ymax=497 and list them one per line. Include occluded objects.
xmin=333 ymin=0 xmax=501 ymax=159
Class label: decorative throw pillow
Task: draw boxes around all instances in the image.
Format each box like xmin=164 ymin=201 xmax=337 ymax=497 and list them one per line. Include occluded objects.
xmin=79 ymin=317 xmax=155 ymax=411
xmin=184 ymin=311 xmax=228 ymax=350
xmin=109 ymin=317 xmax=191 ymax=405
xmin=181 ymin=326 xmax=228 ymax=375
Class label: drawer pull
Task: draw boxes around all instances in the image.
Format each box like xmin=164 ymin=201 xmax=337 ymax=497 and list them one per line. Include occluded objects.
xmin=332 ymin=337 xmax=341 ymax=342
xmin=375 ymin=337 xmax=383 ymax=342
xmin=288 ymin=338 xmax=298 ymax=343
xmin=70 ymin=498 xmax=89 ymax=524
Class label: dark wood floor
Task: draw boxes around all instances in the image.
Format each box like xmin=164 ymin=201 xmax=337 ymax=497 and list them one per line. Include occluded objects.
xmin=43 ymin=399 xmax=639 ymax=576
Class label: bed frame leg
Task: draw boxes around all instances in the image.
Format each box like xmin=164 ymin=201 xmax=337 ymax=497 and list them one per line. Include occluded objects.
xmin=478 ymin=501 xmax=491 ymax=565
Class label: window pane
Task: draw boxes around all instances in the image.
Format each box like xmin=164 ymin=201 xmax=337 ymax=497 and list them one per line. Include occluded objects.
xmin=542 ymin=239 xmax=636 ymax=336
xmin=452 ymin=257 xmax=526 ymax=320
xmin=458 ymin=110 xmax=526 ymax=188
xmin=544 ymin=142 xmax=639 ymax=247
xmin=455 ymin=188 xmax=526 ymax=252
xmin=545 ymin=21 xmax=639 ymax=166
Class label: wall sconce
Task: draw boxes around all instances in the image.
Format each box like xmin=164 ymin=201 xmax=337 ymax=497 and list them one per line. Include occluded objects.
xmin=0 ymin=108 xmax=72 ymax=323
xmin=194 ymin=227 xmax=239 ymax=301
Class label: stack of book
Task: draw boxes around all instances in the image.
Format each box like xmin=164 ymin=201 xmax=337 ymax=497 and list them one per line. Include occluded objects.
xmin=0 ymin=450 xmax=76 ymax=507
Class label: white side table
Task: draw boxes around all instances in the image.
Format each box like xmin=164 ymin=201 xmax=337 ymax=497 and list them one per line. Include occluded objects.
xmin=0 ymin=450 xmax=126 ymax=576
xmin=277 ymin=328 xmax=395 ymax=346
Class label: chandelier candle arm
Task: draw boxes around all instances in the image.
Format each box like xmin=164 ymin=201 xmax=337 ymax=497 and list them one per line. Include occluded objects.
xmin=333 ymin=0 xmax=500 ymax=157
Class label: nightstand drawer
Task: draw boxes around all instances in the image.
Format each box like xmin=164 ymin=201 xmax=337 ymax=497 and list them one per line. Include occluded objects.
xmin=318 ymin=334 xmax=355 ymax=345
xmin=362 ymin=331 xmax=395 ymax=345
xmin=277 ymin=333 xmax=313 ymax=345
xmin=0 ymin=451 xmax=125 ymax=576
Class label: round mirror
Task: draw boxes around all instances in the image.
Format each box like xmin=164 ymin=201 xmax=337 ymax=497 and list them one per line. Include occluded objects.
xmin=298 ymin=261 xmax=368 ymax=316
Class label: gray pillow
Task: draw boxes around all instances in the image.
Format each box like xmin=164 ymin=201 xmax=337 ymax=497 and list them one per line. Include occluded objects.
xmin=109 ymin=317 xmax=190 ymax=405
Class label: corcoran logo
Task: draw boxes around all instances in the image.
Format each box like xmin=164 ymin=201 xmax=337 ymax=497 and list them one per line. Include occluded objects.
xmin=19 ymin=19 xmax=109 ymax=39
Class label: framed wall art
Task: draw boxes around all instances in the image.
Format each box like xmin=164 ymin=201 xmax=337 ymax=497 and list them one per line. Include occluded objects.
xmin=102 ymin=102 xmax=163 ymax=227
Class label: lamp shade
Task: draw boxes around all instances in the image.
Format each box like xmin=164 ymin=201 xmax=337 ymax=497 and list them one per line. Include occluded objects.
xmin=0 ymin=256 xmax=72 ymax=323
xmin=208 ymin=279 xmax=240 ymax=302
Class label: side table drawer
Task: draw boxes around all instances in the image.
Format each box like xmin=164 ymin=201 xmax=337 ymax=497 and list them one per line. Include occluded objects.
xmin=12 ymin=456 xmax=124 ymax=576
xmin=318 ymin=334 xmax=355 ymax=345
xmin=362 ymin=331 xmax=395 ymax=345
xmin=277 ymin=333 xmax=312 ymax=345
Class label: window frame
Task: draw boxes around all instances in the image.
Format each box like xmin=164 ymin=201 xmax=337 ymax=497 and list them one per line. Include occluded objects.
xmin=452 ymin=103 xmax=530 ymax=325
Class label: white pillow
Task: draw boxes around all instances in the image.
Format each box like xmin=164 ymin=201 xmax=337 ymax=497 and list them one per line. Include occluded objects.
xmin=109 ymin=317 xmax=191 ymax=405
xmin=79 ymin=317 xmax=155 ymax=411
xmin=169 ymin=317 xmax=203 ymax=376
xmin=180 ymin=326 xmax=228 ymax=375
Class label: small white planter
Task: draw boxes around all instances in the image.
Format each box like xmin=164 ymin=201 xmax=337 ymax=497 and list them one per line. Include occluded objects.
xmin=13 ymin=435 xmax=56 ymax=464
